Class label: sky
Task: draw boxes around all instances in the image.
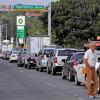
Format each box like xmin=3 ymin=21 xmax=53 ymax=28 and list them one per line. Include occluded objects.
xmin=0 ymin=0 xmax=52 ymax=5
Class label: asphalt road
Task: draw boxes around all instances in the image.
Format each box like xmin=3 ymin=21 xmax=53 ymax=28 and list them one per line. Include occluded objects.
xmin=0 ymin=59 xmax=99 ymax=100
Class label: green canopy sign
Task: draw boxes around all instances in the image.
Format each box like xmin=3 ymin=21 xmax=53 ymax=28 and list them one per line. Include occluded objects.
xmin=16 ymin=26 xmax=25 ymax=38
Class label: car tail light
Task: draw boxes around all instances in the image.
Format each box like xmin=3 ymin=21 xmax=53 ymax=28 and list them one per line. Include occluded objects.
xmin=72 ymin=60 xmax=78 ymax=69
xmin=54 ymin=57 xmax=57 ymax=64
xmin=32 ymin=59 xmax=36 ymax=63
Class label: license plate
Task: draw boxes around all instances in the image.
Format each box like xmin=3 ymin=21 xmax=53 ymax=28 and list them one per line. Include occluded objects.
xmin=30 ymin=61 xmax=33 ymax=63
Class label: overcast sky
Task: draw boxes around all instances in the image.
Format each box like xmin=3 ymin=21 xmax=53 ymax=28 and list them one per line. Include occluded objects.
xmin=0 ymin=0 xmax=52 ymax=5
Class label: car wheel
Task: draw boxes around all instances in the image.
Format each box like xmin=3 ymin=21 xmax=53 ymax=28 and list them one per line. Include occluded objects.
xmin=62 ymin=69 xmax=66 ymax=79
xmin=47 ymin=67 xmax=51 ymax=74
xmin=51 ymin=67 xmax=56 ymax=75
xmin=75 ymin=74 xmax=81 ymax=86
xmin=17 ymin=63 xmax=19 ymax=67
xmin=9 ymin=60 xmax=11 ymax=63
xmin=36 ymin=67 xmax=39 ymax=71
xmin=24 ymin=64 xmax=27 ymax=68
xmin=27 ymin=63 xmax=30 ymax=69
xmin=39 ymin=67 xmax=43 ymax=72
xmin=68 ymin=71 xmax=72 ymax=81
xmin=98 ymin=88 xmax=100 ymax=94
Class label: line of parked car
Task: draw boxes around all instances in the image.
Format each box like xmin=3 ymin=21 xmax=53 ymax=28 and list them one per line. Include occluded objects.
xmin=0 ymin=46 xmax=100 ymax=93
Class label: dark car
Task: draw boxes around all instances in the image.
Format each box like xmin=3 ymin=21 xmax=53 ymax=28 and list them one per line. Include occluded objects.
xmin=2 ymin=51 xmax=6 ymax=59
xmin=36 ymin=47 xmax=55 ymax=72
xmin=5 ymin=51 xmax=12 ymax=60
xmin=62 ymin=52 xmax=85 ymax=81
xmin=26 ymin=53 xmax=36 ymax=69
xmin=17 ymin=50 xmax=26 ymax=67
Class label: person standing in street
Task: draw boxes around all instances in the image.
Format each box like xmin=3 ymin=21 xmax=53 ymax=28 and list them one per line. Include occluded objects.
xmin=84 ymin=42 xmax=99 ymax=98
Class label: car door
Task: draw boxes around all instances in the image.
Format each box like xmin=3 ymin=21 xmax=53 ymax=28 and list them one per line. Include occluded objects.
xmin=77 ymin=63 xmax=84 ymax=82
xmin=64 ymin=54 xmax=73 ymax=76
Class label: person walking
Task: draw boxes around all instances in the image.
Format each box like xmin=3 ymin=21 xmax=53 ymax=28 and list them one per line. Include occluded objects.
xmin=84 ymin=42 xmax=99 ymax=98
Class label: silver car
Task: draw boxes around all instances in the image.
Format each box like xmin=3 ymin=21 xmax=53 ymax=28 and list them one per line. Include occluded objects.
xmin=36 ymin=48 xmax=55 ymax=72
xmin=47 ymin=48 xmax=77 ymax=75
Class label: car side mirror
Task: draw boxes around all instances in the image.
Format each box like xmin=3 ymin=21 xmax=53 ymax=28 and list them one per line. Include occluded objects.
xmin=62 ymin=59 xmax=66 ymax=63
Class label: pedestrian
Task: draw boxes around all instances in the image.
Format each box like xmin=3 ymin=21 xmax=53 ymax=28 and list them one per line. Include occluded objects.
xmin=84 ymin=42 xmax=100 ymax=98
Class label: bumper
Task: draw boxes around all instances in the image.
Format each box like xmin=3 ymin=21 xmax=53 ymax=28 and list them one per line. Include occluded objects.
xmin=54 ymin=66 xmax=62 ymax=72
xmin=9 ymin=57 xmax=18 ymax=61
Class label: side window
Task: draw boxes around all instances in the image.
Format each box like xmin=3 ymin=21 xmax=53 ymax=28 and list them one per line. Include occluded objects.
xmin=66 ymin=54 xmax=73 ymax=62
xmin=71 ymin=56 xmax=75 ymax=61
xmin=19 ymin=52 xmax=21 ymax=56
xmin=52 ymin=50 xmax=56 ymax=57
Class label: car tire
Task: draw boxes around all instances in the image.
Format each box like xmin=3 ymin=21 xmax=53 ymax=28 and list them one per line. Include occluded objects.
xmin=27 ymin=63 xmax=30 ymax=69
xmin=68 ymin=71 xmax=72 ymax=81
xmin=39 ymin=67 xmax=43 ymax=72
xmin=9 ymin=60 xmax=11 ymax=63
xmin=17 ymin=63 xmax=19 ymax=67
xmin=47 ymin=67 xmax=51 ymax=74
xmin=51 ymin=67 xmax=56 ymax=75
xmin=62 ymin=70 xmax=66 ymax=79
xmin=98 ymin=89 xmax=100 ymax=94
xmin=36 ymin=67 xmax=39 ymax=71
xmin=24 ymin=64 xmax=27 ymax=68
xmin=75 ymin=74 xmax=81 ymax=86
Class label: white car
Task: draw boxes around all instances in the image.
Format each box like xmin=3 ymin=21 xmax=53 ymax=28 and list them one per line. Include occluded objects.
xmin=95 ymin=55 xmax=100 ymax=71
xmin=9 ymin=51 xmax=20 ymax=62
xmin=95 ymin=55 xmax=100 ymax=93
xmin=75 ymin=55 xmax=100 ymax=86
xmin=75 ymin=60 xmax=87 ymax=86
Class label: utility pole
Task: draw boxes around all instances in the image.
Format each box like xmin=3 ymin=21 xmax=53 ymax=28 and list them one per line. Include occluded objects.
xmin=3 ymin=25 xmax=7 ymax=40
xmin=48 ymin=2 xmax=51 ymax=44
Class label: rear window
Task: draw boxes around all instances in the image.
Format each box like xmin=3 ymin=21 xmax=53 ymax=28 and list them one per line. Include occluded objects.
xmin=12 ymin=51 xmax=20 ymax=54
xmin=74 ymin=53 xmax=85 ymax=61
xmin=43 ymin=49 xmax=54 ymax=55
xmin=58 ymin=49 xmax=76 ymax=56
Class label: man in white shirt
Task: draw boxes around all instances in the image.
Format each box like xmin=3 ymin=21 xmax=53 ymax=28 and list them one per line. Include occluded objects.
xmin=84 ymin=42 xmax=99 ymax=98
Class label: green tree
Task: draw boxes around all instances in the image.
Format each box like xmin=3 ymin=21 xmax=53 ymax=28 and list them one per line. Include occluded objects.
xmin=28 ymin=20 xmax=47 ymax=36
xmin=40 ymin=0 xmax=100 ymax=49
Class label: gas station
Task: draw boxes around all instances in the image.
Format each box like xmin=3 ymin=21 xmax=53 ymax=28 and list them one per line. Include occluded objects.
xmin=0 ymin=0 xmax=51 ymax=50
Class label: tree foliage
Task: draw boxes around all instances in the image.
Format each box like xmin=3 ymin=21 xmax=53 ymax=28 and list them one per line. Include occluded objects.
xmin=40 ymin=0 xmax=100 ymax=48
xmin=28 ymin=19 xmax=47 ymax=36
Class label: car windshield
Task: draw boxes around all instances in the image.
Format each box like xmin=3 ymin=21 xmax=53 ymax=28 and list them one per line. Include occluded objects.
xmin=12 ymin=51 xmax=20 ymax=54
xmin=58 ymin=49 xmax=76 ymax=56
xmin=74 ymin=53 xmax=85 ymax=61
xmin=44 ymin=49 xmax=54 ymax=55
